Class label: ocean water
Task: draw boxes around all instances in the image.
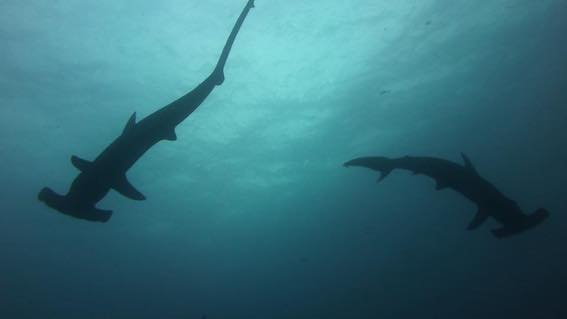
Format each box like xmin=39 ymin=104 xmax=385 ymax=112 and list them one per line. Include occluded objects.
xmin=1 ymin=0 xmax=566 ymax=318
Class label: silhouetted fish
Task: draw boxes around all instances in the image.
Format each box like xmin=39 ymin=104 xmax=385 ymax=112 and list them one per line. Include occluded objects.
xmin=39 ymin=0 xmax=256 ymax=222
xmin=344 ymin=154 xmax=549 ymax=238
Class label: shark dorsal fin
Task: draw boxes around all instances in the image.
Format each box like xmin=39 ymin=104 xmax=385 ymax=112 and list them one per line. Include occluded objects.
xmin=71 ymin=155 xmax=92 ymax=172
xmin=113 ymin=175 xmax=146 ymax=201
xmin=123 ymin=112 xmax=137 ymax=134
xmin=461 ymin=153 xmax=478 ymax=174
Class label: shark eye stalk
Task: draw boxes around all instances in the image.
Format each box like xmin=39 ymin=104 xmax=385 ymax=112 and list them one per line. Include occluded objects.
xmin=38 ymin=187 xmax=68 ymax=212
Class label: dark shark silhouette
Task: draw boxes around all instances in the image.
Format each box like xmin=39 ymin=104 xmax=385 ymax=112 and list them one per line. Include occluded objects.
xmin=38 ymin=0 xmax=256 ymax=222
xmin=344 ymin=154 xmax=549 ymax=238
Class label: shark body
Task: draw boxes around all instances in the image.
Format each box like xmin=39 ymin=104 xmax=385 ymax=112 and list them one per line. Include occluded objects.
xmin=39 ymin=0 xmax=255 ymax=222
xmin=344 ymin=154 xmax=549 ymax=238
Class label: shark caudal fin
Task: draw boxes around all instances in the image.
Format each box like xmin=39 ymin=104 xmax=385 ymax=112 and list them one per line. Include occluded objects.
xmin=343 ymin=157 xmax=394 ymax=182
xmin=38 ymin=187 xmax=112 ymax=223
xmin=491 ymin=208 xmax=550 ymax=238
xmin=211 ymin=0 xmax=255 ymax=86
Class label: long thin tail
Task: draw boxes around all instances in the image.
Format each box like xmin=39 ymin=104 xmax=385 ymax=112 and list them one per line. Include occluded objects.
xmin=212 ymin=0 xmax=255 ymax=85
xmin=344 ymin=156 xmax=395 ymax=182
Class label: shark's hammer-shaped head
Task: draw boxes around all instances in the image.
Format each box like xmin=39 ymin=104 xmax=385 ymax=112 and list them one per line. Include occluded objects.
xmin=492 ymin=207 xmax=550 ymax=238
xmin=38 ymin=187 xmax=112 ymax=223
xmin=529 ymin=207 xmax=550 ymax=226
xmin=38 ymin=187 xmax=66 ymax=210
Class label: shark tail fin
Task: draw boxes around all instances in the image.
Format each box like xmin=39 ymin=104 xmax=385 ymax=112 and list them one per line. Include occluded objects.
xmin=491 ymin=208 xmax=550 ymax=238
xmin=343 ymin=157 xmax=395 ymax=183
xmin=212 ymin=0 xmax=255 ymax=86
xmin=211 ymin=67 xmax=225 ymax=86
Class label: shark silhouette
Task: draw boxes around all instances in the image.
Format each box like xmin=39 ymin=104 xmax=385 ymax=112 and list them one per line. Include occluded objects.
xmin=344 ymin=154 xmax=549 ymax=238
xmin=38 ymin=0 xmax=255 ymax=222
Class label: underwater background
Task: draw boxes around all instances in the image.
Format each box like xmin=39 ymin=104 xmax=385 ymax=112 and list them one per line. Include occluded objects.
xmin=1 ymin=0 xmax=566 ymax=318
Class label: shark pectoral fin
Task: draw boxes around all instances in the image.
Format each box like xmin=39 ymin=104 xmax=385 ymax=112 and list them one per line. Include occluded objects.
xmin=377 ymin=169 xmax=393 ymax=183
xmin=71 ymin=155 xmax=93 ymax=172
xmin=123 ymin=112 xmax=137 ymax=134
xmin=164 ymin=129 xmax=177 ymax=141
xmin=491 ymin=227 xmax=515 ymax=238
xmin=89 ymin=207 xmax=113 ymax=222
xmin=435 ymin=180 xmax=448 ymax=190
xmin=113 ymin=175 xmax=146 ymax=201
xmin=467 ymin=209 xmax=489 ymax=230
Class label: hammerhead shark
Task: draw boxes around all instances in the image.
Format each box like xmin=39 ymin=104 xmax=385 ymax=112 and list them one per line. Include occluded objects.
xmin=344 ymin=154 xmax=549 ymax=238
xmin=38 ymin=0 xmax=256 ymax=222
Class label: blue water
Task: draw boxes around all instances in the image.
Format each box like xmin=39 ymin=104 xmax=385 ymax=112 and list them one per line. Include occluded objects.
xmin=1 ymin=0 xmax=566 ymax=318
